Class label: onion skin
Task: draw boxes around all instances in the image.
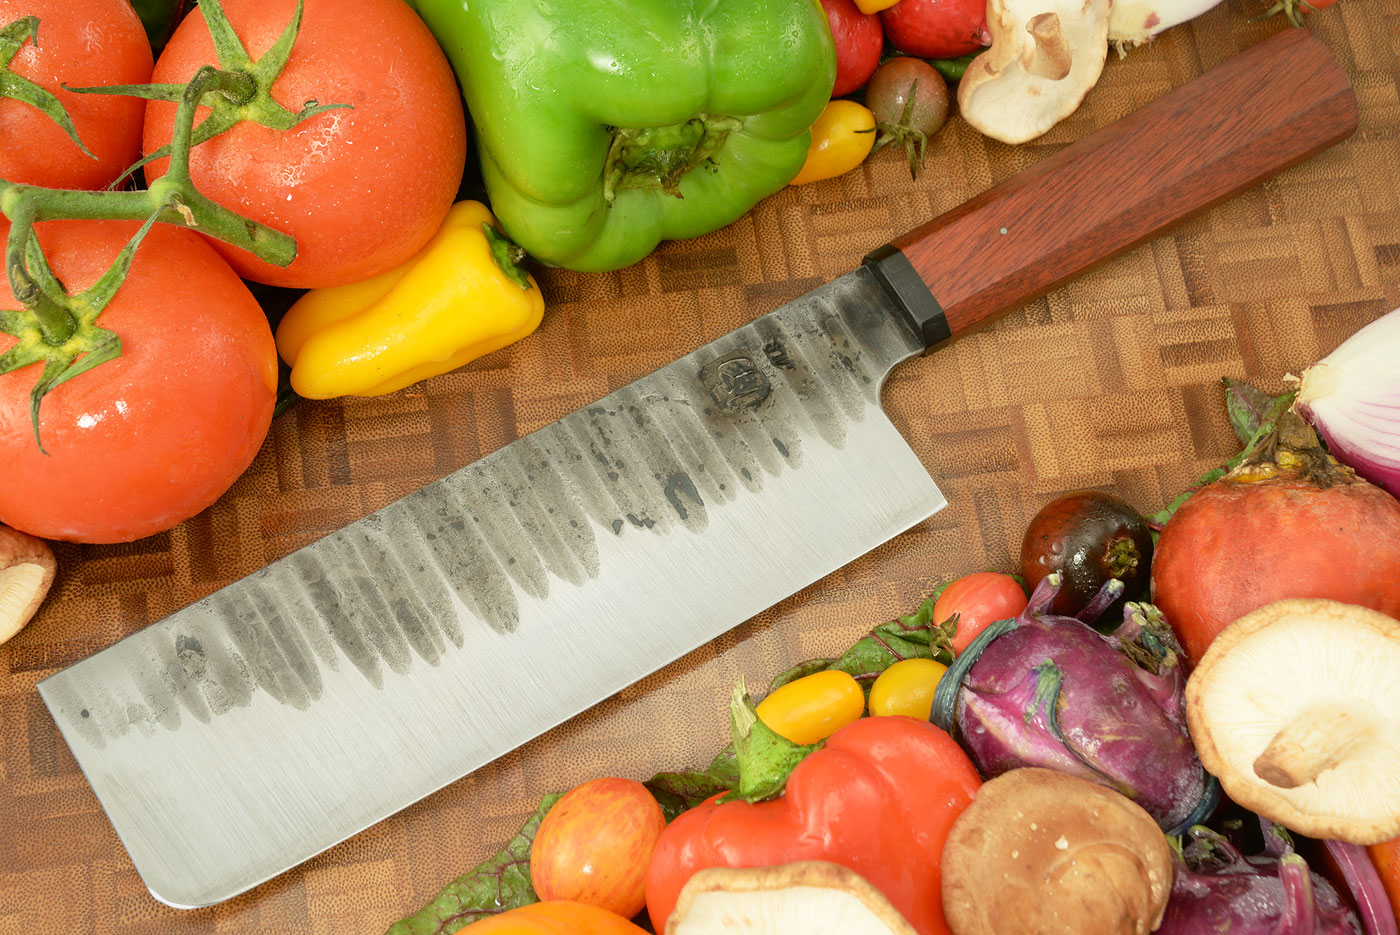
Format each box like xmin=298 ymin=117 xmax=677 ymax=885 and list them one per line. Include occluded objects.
xmin=1151 ymin=472 xmax=1400 ymax=663
xmin=1298 ymin=403 xmax=1400 ymax=499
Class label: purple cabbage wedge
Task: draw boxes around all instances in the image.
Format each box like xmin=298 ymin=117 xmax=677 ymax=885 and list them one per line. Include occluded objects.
xmin=1158 ymin=824 xmax=1362 ymax=935
xmin=930 ymin=572 xmax=1214 ymax=832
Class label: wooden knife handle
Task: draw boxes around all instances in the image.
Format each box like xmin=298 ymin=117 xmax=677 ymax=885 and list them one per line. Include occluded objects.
xmin=867 ymin=28 xmax=1358 ymax=348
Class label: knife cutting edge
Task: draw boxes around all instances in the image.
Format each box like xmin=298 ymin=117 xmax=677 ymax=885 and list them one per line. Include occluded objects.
xmin=37 ymin=28 xmax=1357 ymax=908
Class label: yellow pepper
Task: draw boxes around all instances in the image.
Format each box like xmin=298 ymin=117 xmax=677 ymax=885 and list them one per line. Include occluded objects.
xmin=853 ymin=0 xmax=899 ymax=12
xmin=276 ymin=201 xmax=545 ymax=399
xmin=788 ymin=100 xmax=877 ymax=187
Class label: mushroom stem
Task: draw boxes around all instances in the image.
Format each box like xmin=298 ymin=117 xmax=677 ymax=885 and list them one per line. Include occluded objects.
xmin=1025 ymin=13 xmax=1073 ymax=81
xmin=1253 ymin=698 xmax=1385 ymax=789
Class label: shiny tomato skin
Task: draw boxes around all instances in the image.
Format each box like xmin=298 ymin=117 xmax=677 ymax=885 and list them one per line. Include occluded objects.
xmin=756 ymin=669 xmax=865 ymax=744
xmin=142 ymin=0 xmax=467 ymax=288
xmin=934 ymin=572 xmax=1028 ymax=655
xmin=820 ymin=0 xmax=883 ymax=97
xmin=880 ymin=0 xmax=990 ymax=60
xmin=0 ymin=0 xmax=152 ymax=189
xmin=869 ymin=657 xmax=947 ymax=719
xmin=0 ymin=220 xmax=276 ymax=543
xmin=531 ymin=778 xmax=667 ymax=919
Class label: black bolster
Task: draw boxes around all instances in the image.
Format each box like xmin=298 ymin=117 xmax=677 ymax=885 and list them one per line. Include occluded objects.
xmin=863 ymin=244 xmax=950 ymax=350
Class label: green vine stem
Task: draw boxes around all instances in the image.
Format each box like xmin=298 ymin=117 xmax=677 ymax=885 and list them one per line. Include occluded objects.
xmin=0 ymin=16 xmax=96 ymax=160
xmin=0 ymin=0 xmax=346 ymax=448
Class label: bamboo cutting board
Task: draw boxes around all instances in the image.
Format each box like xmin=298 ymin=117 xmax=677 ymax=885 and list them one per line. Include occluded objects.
xmin=4 ymin=5 xmax=1400 ymax=932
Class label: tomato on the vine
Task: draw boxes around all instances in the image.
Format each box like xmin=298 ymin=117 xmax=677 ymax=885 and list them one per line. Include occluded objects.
xmin=934 ymin=572 xmax=1028 ymax=654
xmin=142 ymin=0 xmax=468 ymax=288
xmin=0 ymin=0 xmax=152 ymax=190
xmin=0 ymin=220 xmax=276 ymax=544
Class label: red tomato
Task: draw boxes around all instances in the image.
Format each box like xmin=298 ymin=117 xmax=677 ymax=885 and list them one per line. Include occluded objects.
xmin=0 ymin=0 xmax=152 ymax=189
xmin=820 ymin=0 xmax=883 ymax=98
xmin=934 ymin=571 xmax=1028 ymax=655
xmin=880 ymin=0 xmax=991 ymax=60
xmin=531 ymin=778 xmax=667 ymax=919
xmin=142 ymin=0 xmax=467 ymax=288
xmin=0 ymin=220 xmax=276 ymax=543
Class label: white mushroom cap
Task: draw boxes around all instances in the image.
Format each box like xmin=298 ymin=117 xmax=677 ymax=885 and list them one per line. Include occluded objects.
xmin=1186 ymin=599 xmax=1400 ymax=845
xmin=667 ymin=862 xmax=918 ymax=935
xmin=958 ymin=0 xmax=1112 ymax=145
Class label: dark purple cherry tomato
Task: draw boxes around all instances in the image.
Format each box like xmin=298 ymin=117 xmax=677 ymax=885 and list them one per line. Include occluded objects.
xmin=1020 ymin=491 xmax=1154 ymax=623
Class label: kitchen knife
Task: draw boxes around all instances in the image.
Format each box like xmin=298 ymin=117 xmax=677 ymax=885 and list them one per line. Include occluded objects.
xmin=38 ymin=28 xmax=1356 ymax=909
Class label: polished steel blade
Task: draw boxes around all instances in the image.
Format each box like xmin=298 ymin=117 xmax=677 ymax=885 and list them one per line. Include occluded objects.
xmin=38 ymin=265 xmax=942 ymax=908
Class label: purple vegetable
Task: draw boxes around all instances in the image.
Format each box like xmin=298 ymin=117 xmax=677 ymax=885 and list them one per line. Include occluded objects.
xmin=1158 ymin=826 xmax=1361 ymax=935
xmin=1323 ymin=840 xmax=1399 ymax=935
xmin=931 ymin=572 xmax=1212 ymax=831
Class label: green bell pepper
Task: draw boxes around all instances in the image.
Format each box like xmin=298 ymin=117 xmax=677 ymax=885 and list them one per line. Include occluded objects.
xmin=407 ymin=0 xmax=837 ymax=272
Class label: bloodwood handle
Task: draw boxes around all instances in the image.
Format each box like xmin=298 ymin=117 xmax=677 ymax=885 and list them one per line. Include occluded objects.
xmin=865 ymin=28 xmax=1358 ymax=349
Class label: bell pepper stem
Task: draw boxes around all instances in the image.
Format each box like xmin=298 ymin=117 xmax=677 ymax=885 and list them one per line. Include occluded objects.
xmin=719 ymin=677 xmax=820 ymax=804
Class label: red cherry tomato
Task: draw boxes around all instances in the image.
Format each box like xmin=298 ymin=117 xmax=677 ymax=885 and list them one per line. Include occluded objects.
xmin=0 ymin=220 xmax=276 ymax=543
xmin=880 ymin=0 xmax=991 ymax=60
xmin=143 ymin=0 xmax=467 ymax=288
xmin=934 ymin=572 xmax=1028 ymax=655
xmin=0 ymin=0 xmax=152 ymax=190
xmin=531 ymin=777 xmax=668 ymax=919
xmin=820 ymin=0 xmax=883 ymax=97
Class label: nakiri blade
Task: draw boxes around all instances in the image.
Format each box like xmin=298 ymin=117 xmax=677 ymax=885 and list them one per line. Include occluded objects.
xmin=37 ymin=265 xmax=942 ymax=909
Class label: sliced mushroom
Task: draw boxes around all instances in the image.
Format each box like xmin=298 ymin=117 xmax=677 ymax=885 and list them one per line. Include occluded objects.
xmin=0 ymin=523 xmax=56 ymax=645
xmin=941 ymin=768 xmax=1174 ymax=935
xmin=1185 ymin=598 xmax=1400 ymax=846
xmin=958 ymin=0 xmax=1113 ymax=145
xmin=667 ymin=862 xmax=918 ymax=935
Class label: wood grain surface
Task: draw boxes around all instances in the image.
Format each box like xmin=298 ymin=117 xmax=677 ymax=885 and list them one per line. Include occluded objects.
xmin=5 ymin=5 xmax=1400 ymax=933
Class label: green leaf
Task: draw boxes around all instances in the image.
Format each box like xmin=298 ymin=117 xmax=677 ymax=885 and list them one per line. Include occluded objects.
xmin=645 ymin=746 xmax=738 ymax=822
xmin=766 ymin=657 xmax=835 ymax=694
xmin=384 ymin=793 xmax=562 ymax=935
xmin=1222 ymin=378 xmax=1287 ymax=444
xmin=1227 ymin=390 xmax=1297 ymax=470
xmin=769 ymin=582 xmax=966 ymax=696
xmin=719 ymin=679 xmax=820 ymax=804
xmin=1148 ymin=389 xmax=1298 ymax=530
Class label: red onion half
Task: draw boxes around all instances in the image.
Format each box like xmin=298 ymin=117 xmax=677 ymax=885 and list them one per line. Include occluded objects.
xmin=1296 ymin=308 xmax=1400 ymax=498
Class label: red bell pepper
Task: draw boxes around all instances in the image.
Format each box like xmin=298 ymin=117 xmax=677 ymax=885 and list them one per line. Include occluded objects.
xmin=643 ymin=713 xmax=981 ymax=935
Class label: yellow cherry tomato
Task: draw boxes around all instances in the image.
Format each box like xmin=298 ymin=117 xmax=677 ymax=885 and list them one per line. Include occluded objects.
xmin=854 ymin=0 xmax=899 ymax=11
xmin=789 ymin=100 xmax=877 ymax=186
xmin=868 ymin=658 xmax=949 ymax=720
xmin=756 ymin=670 xmax=865 ymax=744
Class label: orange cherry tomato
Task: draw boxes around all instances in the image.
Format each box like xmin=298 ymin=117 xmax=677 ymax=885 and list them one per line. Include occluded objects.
xmin=934 ymin=572 xmax=1028 ymax=655
xmin=755 ymin=669 xmax=865 ymax=744
xmin=457 ymin=900 xmax=648 ymax=934
xmin=530 ymin=778 xmax=667 ymax=919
